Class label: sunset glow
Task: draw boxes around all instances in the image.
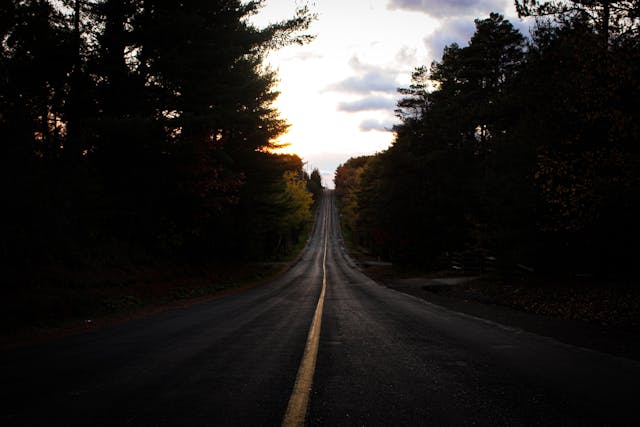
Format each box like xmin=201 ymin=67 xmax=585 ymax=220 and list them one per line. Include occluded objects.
xmin=251 ymin=0 xmax=527 ymax=185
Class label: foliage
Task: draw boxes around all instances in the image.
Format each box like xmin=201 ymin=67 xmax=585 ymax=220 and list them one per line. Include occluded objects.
xmin=1 ymin=0 xmax=316 ymax=276
xmin=335 ymin=156 xmax=370 ymax=244
xmin=515 ymin=0 xmax=640 ymax=45
xmin=282 ymin=170 xmax=314 ymax=230
xmin=339 ymin=8 xmax=639 ymax=277
xmin=307 ymin=168 xmax=323 ymax=206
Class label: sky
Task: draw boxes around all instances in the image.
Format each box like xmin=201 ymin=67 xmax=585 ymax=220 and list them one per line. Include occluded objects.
xmin=251 ymin=0 xmax=530 ymax=187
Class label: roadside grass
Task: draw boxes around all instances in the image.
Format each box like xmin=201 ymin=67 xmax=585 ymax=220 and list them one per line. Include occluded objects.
xmin=2 ymin=221 xmax=315 ymax=348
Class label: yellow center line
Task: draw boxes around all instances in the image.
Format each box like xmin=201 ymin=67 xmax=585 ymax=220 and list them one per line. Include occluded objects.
xmin=282 ymin=199 xmax=329 ymax=427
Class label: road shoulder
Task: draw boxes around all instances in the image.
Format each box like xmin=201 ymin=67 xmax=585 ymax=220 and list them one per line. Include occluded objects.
xmin=356 ymin=261 xmax=640 ymax=362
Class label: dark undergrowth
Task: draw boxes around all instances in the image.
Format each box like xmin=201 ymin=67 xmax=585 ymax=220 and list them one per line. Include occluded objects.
xmin=341 ymin=220 xmax=640 ymax=333
xmin=1 ymin=221 xmax=313 ymax=349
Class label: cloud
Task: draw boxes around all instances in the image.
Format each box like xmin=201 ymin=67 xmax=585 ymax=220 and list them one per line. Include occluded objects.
xmin=348 ymin=55 xmax=374 ymax=73
xmin=283 ymin=50 xmax=324 ymax=62
xmin=387 ymin=0 xmax=506 ymax=18
xmin=327 ymin=56 xmax=399 ymax=95
xmin=424 ymin=17 xmax=476 ymax=58
xmin=395 ymin=46 xmax=418 ymax=66
xmin=423 ymin=13 xmax=532 ymax=59
xmin=360 ymin=119 xmax=396 ymax=132
xmin=337 ymin=96 xmax=397 ymax=112
xmin=328 ymin=70 xmax=398 ymax=95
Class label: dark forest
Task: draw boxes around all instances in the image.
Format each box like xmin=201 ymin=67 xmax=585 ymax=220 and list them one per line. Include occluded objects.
xmin=2 ymin=1 xmax=322 ymax=271
xmin=336 ymin=1 xmax=640 ymax=279
xmin=1 ymin=1 xmax=325 ymax=331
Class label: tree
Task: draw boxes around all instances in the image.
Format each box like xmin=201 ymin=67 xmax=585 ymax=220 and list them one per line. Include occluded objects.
xmin=130 ymin=1 xmax=313 ymax=235
xmin=236 ymin=153 xmax=313 ymax=259
xmin=1 ymin=1 xmax=73 ymax=160
xmin=426 ymin=13 xmax=526 ymax=154
xmin=307 ymin=168 xmax=323 ymax=206
xmin=1 ymin=0 xmax=318 ymax=272
xmin=515 ymin=0 xmax=640 ymax=46
xmin=335 ymin=156 xmax=370 ymax=242
xmin=281 ymin=170 xmax=313 ymax=233
xmin=512 ymin=10 xmax=640 ymax=273
xmin=338 ymin=9 xmax=638 ymax=277
xmin=380 ymin=14 xmax=526 ymax=265
xmin=1 ymin=1 xmax=78 ymax=266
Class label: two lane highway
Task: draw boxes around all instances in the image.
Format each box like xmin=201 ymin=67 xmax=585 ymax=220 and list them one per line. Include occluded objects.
xmin=3 ymin=191 xmax=639 ymax=426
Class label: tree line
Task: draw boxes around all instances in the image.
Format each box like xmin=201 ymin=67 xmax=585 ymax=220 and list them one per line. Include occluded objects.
xmin=336 ymin=1 xmax=640 ymax=278
xmin=1 ymin=0 xmax=323 ymax=276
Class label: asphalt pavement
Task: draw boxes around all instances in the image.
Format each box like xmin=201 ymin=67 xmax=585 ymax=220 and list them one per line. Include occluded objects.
xmin=2 ymin=191 xmax=639 ymax=426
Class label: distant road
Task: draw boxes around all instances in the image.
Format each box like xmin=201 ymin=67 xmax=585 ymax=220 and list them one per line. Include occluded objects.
xmin=3 ymin=191 xmax=640 ymax=426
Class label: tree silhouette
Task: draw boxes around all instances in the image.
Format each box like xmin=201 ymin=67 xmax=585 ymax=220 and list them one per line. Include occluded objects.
xmin=1 ymin=1 xmax=316 ymax=275
xmin=338 ymin=9 xmax=639 ymax=277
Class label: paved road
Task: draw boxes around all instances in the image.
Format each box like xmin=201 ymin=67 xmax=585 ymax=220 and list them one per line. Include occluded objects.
xmin=3 ymin=191 xmax=640 ymax=426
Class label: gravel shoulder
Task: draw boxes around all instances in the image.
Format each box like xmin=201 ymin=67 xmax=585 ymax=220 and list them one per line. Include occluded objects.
xmin=356 ymin=261 xmax=640 ymax=361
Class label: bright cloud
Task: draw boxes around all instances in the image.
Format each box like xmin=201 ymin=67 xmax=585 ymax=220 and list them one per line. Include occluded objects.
xmin=250 ymin=0 xmax=523 ymax=183
xmin=395 ymin=46 xmax=418 ymax=66
xmin=282 ymin=50 xmax=325 ymax=62
xmin=360 ymin=119 xmax=396 ymax=132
